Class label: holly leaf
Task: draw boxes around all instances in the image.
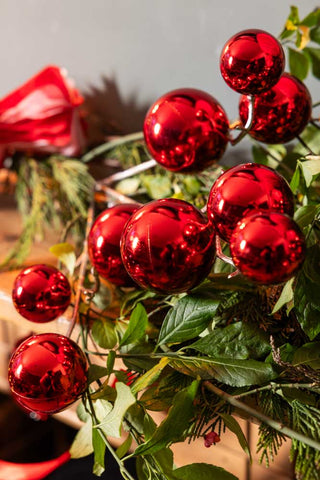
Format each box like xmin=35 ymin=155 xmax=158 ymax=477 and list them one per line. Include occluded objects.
xmin=169 ymin=356 xmax=277 ymax=387
xmin=134 ymin=380 xmax=199 ymax=456
xmin=173 ymin=463 xmax=238 ymax=480
xmin=49 ymin=242 xmax=76 ymax=275
xmin=91 ymin=318 xmax=117 ymax=349
xmin=220 ymin=413 xmax=251 ymax=462
xmin=157 ymin=295 xmax=220 ymax=346
xmin=119 ymin=303 xmax=148 ymax=347
xmin=190 ymin=321 xmax=270 ymax=360
xmin=288 ymin=47 xmax=310 ymax=79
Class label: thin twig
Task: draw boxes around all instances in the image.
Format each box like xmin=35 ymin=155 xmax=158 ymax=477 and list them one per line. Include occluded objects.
xmin=234 ymin=382 xmax=316 ymax=399
xmin=81 ymin=132 xmax=144 ymax=163
xmin=229 ymin=95 xmax=255 ymax=145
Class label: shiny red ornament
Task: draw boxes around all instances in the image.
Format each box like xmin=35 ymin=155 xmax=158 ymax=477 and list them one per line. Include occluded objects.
xmin=220 ymin=29 xmax=285 ymax=95
xmin=143 ymin=88 xmax=229 ymax=173
xmin=239 ymin=73 xmax=312 ymax=144
xmin=8 ymin=333 xmax=88 ymax=414
xmin=230 ymin=211 xmax=306 ymax=285
xmin=88 ymin=203 xmax=140 ymax=286
xmin=0 ymin=65 xmax=86 ymax=164
xmin=207 ymin=163 xmax=294 ymax=242
xmin=0 ymin=450 xmax=70 ymax=480
xmin=12 ymin=264 xmax=71 ymax=323
xmin=121 ymin=198 xmax=216 ymax=294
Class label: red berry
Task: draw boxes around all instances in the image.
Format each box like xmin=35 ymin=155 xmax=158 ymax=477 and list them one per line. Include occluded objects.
xmin=8 ymin=333 xmax=88 ymax=414
xmin=121 ymin=198 xmax=216 ymax=294
xmin=12 ymin=264 xmax=71 ymax=323
xmin=230 ymin=211 xmax=306 ymax=285
xmin=220 ymin=29 xmax=285 ymax=95
xmin=207 ymin=163 xmax=294 ymax=242
xmin=143 ymin=88 xmax=229 ymax=173
xmin=239 ymin=73 xmax=312 ymax=144
xmin=88 ymin=203 xmax=140 ymax=286
xmin=204 ymin=431 xmax=221 ymax=447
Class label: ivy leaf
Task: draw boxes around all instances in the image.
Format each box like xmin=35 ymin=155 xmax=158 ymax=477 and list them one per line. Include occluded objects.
xmin=49 ymin=242 xmax=76 ymax=275
xmin=69 ymin=418 xmax=93 ymax=459
xmin=119 ymin=303 xmax=148 ymax=347
xmin=293 ymin=342 xmax=320 ymax=369
xmin=157 ymin=295 xmax=220 ymax=346
xmin=95 ymin=382 xmax=136 ymax=438
xmin=91 ymin=318 xmax=117 ymax=349
xmin=288 ymin=48 xmax=310 ymax=79
xmin=92 ymin=428 xmax=106 ymax=476
xmin=169 ymin=356 xmax=277 ymax=387
xmin=190 ymin=322 xmax=270 ymax=360
xmin=134 ymin=380 xmax=199 ymax=456
xmin=220 ymin=413 xmax=251 ymax=462
xmin=173 ymin=463 xmax=238 ymax=480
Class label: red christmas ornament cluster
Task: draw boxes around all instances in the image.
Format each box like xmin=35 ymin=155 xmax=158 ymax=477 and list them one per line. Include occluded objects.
xmin=12 ymin=264 xmax=71 ymax=323
xmin=8 ymin=333 xmax=88 ymax=414
xmin=121 ymin=198 xmax=216 ymax=294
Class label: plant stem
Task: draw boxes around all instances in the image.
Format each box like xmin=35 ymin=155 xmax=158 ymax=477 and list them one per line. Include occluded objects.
xmin=234 ymin=382 xmax=316 ymax=399
xmin=81 ymin=132 xmax=144 ymax=163
xmin=204 ymin=381 xmax=320 ymax=451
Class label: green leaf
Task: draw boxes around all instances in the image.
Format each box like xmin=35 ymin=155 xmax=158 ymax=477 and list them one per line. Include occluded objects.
xmin=115 ymin=434 xmax=133 ymax=459
xmin=294 ymin=204 xmax=320 ymax=228
xmin=134 ymin=380 xmax=199 ymax=456
xmin=49 ymin=242 xmax=76 ymax=275
xmin=288 ymin=5 xmax=300 ymax=24
xmin=305 ymin=47 xmax=320 ymax=78
xmin=293 ymin=342 xmax=320 ymax=369
xmin=301 ymin=8 xmax=320 ymax=27
xmin=141 ymin=174 xmax=173 ymax=199
xmin=88 ymin=364 xmax=109 ymax=384
xmin=91 ymin=318 xmax=117 ymax=349
xmin=173 ymin=463 xmax=238 ymax=480
xmin=119 ymin=303 xmax=148 ymax=347
xmin=294 ymin=271 xmax=320 ymax=340
xmin=190 ymin=321 xmax=270 ymax=360
xmin=95 ymin=382 xmax=136 ymax=438
xmin=290 ymin=165 xmax=301 ymax=193
xmin=116 ymin=177 xmax=140 ymax=195
xmin=157 ymin=295 xmax=220 ymax=346
xmin=169 ymin=356 xmax=277 ymax=387
xmin=311 ymin=26 xmax=320 ymax=44
xmin=293 ymin=125 xmax=320 ymax=155
xmin=220 ymin=413 xmax=251 ymax=462
xmin=69 ymin=418 xmax=93 ymax=459
xmin=272 ymin=278 xmax=294 ymax=314
xmin=106 ymin=350 xmax=116 ymax=376
xmin=131 ymin=357 xmax=171 ymax=395
xmin=288 ymin=48 xmax=310 ymax=80
xmin=300 ymin=157 xmax=320 ymax=185
xmin=92 ymin=428 xmax=106 ymax=476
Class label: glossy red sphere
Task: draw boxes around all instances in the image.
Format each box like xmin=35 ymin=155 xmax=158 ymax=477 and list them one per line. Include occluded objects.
xmin=12 ymin=264 xmax=71 ymax=323
xmin=121 ymin=198 xmax=216 ymax=294
xmin=207 ymin=163 xmax=294 ymax=242
xmin=8 ymin=333 xmax=88 ymax=414
xmin=239 ymin=73 xmax=312 ymax=143
xmin=143 ymin=88 xmax=229 ymax=173
xmin=88 ymin=203 xmax=140 ymax=286
xmin=220 ymin=29 xmax=285 ymax=95
xmin=230 ymin=211 xmax=306 ymax=285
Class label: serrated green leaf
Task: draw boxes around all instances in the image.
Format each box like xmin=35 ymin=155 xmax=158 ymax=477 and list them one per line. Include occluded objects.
xmin=119 ymin=303 xmax=148 ymax=347
xmin=49 ymin=242 xmax=76 ymax=275
xmin=88 ymin=364 xmax=109 ymax=384
xmin=134 ymin=380 xmax=199 ymax=456
xmin=95 ymin=382 xmax=136 ymax=438
xmin=220 ymin=413 xmax=251 ymax=462
xmin=91 ymin=318 xmax=117 ymax=349
xmin=69 ymin=418 xmax=93 ymax=458
xmin=190 ymin=321 xmax=270 ymax=360
xmin=92 ymin=428 xmax=106 ymax=476
xmin=272 ymin=278 xmax=294 ymax=314
xmin=293 ymin=342 xmax=320 ymax=369
xmin=169 ymin=356 xmax=277 ymax=387
xmin=305 ymin=46 xmax=320 ymax=78
xmin=173 ymin=463 xmax=238 ymax=480
xmin=115 ymin=434 xmax=133 ymax=459
xmin=288 ymin=48 xmax=310 ymax=79
xmin=158 ymin=295 xmax=219 ymax=346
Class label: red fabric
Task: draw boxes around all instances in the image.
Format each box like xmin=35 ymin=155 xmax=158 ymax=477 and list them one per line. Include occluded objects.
xmin=0 ymin=450 xmax=70 ymax=480
xmin=0 ymin=65 xmax=86 ymax=167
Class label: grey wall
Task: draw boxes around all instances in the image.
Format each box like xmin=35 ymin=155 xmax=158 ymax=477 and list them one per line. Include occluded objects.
xmin=0 ymin=1 xmax=318 ymax=141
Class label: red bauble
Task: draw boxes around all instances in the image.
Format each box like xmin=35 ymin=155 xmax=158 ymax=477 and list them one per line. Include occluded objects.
xmin=239 ymin=73 xmax=312 ymax=143
xmin=12 ymin=264 xmax=71 ymax=323
xmin=121 ymin=198 xmax=216 ymax=294
xmin=88 ymin=203 xmax=140 ymax=286
xmin=143 ymin=88 xmax=229 ymax=173
xmin=220 ymin=29 xmax=285 ymax=95
xmin=206 ymin=163 xmax=294 ymax=242
xmin=230 ymin=211 xmax=306 ymax=285
xmin=8 ymin=333 xmax=88 ymax=414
